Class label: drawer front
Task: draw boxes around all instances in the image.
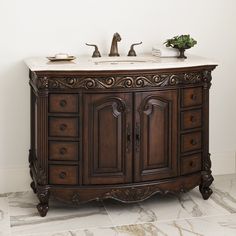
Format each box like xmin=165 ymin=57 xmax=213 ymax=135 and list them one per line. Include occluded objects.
xmin=181 ymin=109 xmax=202 ymax=130
xmin=182 ymin=87 xmax=202 ymax=107
xmin=49 ymin=94 xmax=79 ymax=113
xmin=49 ymin=141 xmax=78 ymax=161
xmin=181 ymin=132 xmax=202 ymax=153
xmin=49 ymin=117 xmax=79 ymax=137
xmin=181 ymin=153 xmax=202 ymax=175
xmin=49 ymin=165 xmax=78 ymax=185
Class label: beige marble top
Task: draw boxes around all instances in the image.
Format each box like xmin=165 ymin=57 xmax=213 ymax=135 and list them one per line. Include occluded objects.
xmin=24 ymin=55 xmax=217 ymax=72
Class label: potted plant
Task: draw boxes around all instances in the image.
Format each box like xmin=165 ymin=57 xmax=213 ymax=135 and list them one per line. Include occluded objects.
xmin=164 ymin=35 xmax=197 ymax=59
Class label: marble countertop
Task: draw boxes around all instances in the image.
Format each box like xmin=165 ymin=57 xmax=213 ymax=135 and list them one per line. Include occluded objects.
xmin=24 ymin=55 xmax=218 ymax=72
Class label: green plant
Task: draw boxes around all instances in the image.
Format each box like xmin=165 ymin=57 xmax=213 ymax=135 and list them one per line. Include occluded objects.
xmin=164 ymin=35 xmax=197 ymax=49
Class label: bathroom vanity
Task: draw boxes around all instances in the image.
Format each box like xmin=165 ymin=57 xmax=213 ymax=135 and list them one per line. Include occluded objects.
xmin=25 ymin=56 xmax=217 ymax=217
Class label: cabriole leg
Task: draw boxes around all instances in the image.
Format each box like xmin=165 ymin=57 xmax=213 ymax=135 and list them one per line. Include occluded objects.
xmin=199 ymin=153 xmax=214 ymax=200
xmin=37 ymin=187 xmax=50 ymax=217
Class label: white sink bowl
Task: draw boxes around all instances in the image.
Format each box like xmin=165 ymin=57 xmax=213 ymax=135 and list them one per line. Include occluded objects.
xmin=92 ymin=56 xmax=160 ymax=65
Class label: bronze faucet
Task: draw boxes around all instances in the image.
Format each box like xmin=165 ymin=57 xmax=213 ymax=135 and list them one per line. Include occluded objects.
xmin=109 ymin=33 xmax=121 ymax=57
xmin=127 ymin=42 xmax=142 ymax=56
xmin=85 ymin=43 xmax=101 ymax=57
xmin=86 ymin=33 xmax=143 ymax=57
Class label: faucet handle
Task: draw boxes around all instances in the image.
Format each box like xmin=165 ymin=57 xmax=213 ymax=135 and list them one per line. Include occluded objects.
xmin=86 ymin=43 xmax=101 ymax=58
xmin=127 ymin=42 xmax=142 ymax=56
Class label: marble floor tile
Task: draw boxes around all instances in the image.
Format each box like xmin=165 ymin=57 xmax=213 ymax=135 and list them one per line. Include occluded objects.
xmin=0 ymin=174 xmax=234 ymax=236
xmin=24 ymin=227 xmax=118 ymax=236
xmin=149 ymin=213 xmax=236 ymax=236
xmin=104 ymin=187 xmax=229 ymax=226
xmin=8 ymin=192 xmax=113 ymax=236
xmin=103 ymin=199 xmax=156 ymax=225
xmin=19 ymin=213 xmax=236 ymax=236
xmin=210 ymin=174 xmax=236 ymax=213
xmin=0 ymin=197 xmax=11 ymax=236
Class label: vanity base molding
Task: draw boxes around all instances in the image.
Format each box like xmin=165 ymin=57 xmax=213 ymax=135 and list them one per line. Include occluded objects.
xmin=31 ymin=166 xmax=201 ymax=217
xmin=28 ymin=62 xmax=217 ymax=217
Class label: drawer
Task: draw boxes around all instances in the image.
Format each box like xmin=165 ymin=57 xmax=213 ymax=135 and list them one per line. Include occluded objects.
xmin=49 ymin=165 xmax=78 ymax=185
xmin=49 ymin=94 xmax=79 ymax=113
xmin=181 ymin=109 xmax=202 ymax=130
xmin=182 ymin=87 xmax=202 ymax=107
xmin=181 ymin=132 xmax=202 ymax=153
xmin=49 ymin=141 xmax=78 ymax=161
xmin=49 ymin=117 xmax=79 ymax=137
xmin=181 ymin=153 xmax=202 ymax=175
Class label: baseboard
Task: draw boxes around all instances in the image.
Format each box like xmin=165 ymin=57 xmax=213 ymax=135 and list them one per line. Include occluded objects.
xmin=0 ymin=166 xmax=31 ymax=194
xmin=0 ymin=151 xmax=235 ymax=193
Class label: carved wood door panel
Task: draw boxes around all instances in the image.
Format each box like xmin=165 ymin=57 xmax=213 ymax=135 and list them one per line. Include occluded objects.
xmin=134 ymin=90 xmax=178 ymax=182
xmin=83 ymin=93 xmax=133 ymax=185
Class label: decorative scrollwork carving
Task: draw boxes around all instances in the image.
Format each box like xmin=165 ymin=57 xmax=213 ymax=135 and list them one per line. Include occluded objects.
xmin=104 ymin=183 xmax=197 ymax=203
xmin=37 ymin=77 xmax=49 ymax=89
xmin=37 ymin=187 xmax=50 ymax=204
xmin=202 ymin=70 xmax=212 ymax=89
xmin=31 ymin=71 xmax=213 ymax=90
xmin=36 ymin=167 xmax=47 ymax=185
xmin=37 ymin=187 xmax=50 ymax=217
xmin=71 ymin=193 xmax=80 ymax=205
xmin=199 ymin=153 xmax=214 ymax=200
xmin=104 ymin=186 xmax=176 ymax=203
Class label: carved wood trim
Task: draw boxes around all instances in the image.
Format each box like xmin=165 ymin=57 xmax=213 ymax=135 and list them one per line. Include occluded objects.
xmin=53 ymin=173 xmax=201 ymax=205
xmin=36 ymin=166 xmax=47 ymax=185
xmin=104 ymin=186 xmax=163 ymax=202
xmin=30 ymin=70 xmax=213 ymax=90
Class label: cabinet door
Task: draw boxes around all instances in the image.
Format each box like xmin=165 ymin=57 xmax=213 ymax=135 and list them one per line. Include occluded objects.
xmin=134 ymin=90 xmax=178 ymax=182
xmin=83 ymin=93 xmax=133 ymax=185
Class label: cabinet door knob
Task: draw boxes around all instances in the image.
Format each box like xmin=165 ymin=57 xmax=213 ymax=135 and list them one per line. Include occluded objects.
xmin=59 ymin=147 xmax=67 ymax=155
xmin=59 ymin=171 xmax=67 ymax=179
xmin=60 ymin=100 xmax=67 ymax=107
xmin=126 ymin=124 xmax=131 ymax=153
xmin=135 ymin=123 xmax=141 ymax=152
xmin=60 ymin=124 xmax=67 ymax=131
xmin=191 ymin=139 xmax=197 ymax=145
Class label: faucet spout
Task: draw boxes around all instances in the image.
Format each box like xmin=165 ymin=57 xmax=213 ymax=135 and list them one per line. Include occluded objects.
xmin=109 ymin=32 xmax=121 ymax=57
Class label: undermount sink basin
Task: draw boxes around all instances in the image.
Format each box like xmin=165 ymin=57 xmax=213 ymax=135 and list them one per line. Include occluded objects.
xmin=92 ymin=56 xmax=160 ymax=65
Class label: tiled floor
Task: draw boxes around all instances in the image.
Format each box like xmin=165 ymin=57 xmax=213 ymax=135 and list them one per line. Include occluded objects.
xmin=1 ymin=174 xmax=236 ymax=236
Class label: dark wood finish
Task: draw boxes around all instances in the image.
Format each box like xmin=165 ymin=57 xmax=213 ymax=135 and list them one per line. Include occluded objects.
xmin=199 ymin=71 xmax=214 ymax=200
xmin=28 ymin=64 xmax=217 ymax=216
xmin=134 ymin=90 xmax=178 ymax=182
xmin=49 ymin=117 xmax=79 ymax=137
xmin=181 ymin=109 xmax=202 ymax=130
xmin=83 ymin=93 xmax=132 ymax=185
xmin=49 ymin=165 xmax=78 ymax=185
xmin=50 ymin=173 xmax=201 ymax=204
xmin=181 ymin=153 xmax=202 ymax=175
xmin=181 ymin=131 xmax=202 ymax=153
xmin=49 ymin=94 xmax=79 ymax=113
xmin=182 ymin=87 xmax=202 ymax=107
xmin=49 ymin=141 xmax=78 ymax=161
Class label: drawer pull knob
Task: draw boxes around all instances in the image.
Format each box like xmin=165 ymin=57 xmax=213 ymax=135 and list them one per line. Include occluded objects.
xmin=191 ymin=139 xmax=197 ymax=145
xmin=60 ymin=100 xmax=67 ymax=107
xmin=190 ymin=115 xmax=196 ymax=123
xmin=59 ymin=171 xmax=67 ymax=179
xmin=60 ymin=124 xmax=67 ymax=131
xmin=191 ymin=94 xmax=197 ymax=100
xmin=59 ymin=147 xmax=67 ymax=155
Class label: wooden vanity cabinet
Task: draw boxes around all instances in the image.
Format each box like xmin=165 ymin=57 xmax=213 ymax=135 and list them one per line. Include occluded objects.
xmin=28 ymin=65 xmax=216 ymax=217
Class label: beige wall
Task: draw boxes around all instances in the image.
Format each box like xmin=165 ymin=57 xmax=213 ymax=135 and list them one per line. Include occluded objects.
xmin=0 ymin=0 xmax=235 ymax=193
